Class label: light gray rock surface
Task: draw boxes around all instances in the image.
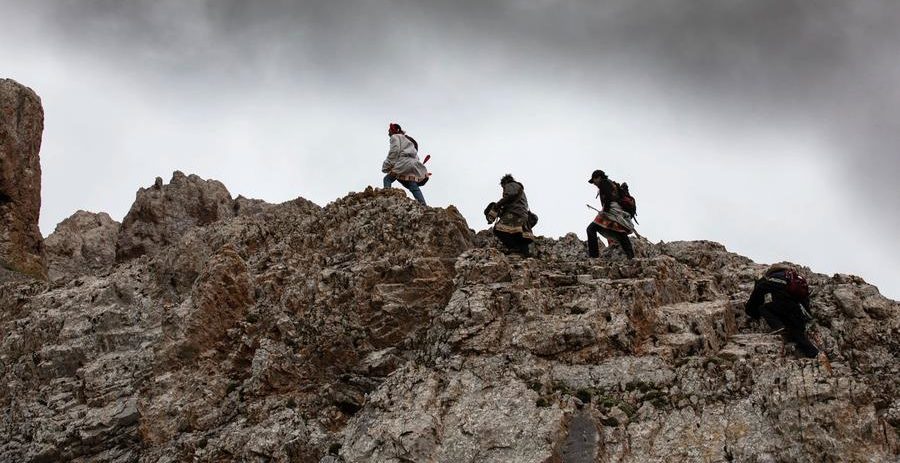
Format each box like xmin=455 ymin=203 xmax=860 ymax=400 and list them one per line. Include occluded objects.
xmin=1 ymin=179 xmax=898 ymax=462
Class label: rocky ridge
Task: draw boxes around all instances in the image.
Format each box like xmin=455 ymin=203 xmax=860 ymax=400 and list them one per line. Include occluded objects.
xmin=0 ymin=172 xmax=896 ymax=463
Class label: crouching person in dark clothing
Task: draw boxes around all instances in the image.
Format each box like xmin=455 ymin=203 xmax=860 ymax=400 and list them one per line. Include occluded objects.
xmin=485 ymin=174 xmax=534 ymax=256
xmin=745 ymin=265 xmax=819 ymax=358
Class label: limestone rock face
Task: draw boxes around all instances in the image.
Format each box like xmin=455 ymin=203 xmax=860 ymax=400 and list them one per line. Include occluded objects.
xmin=1 ymin=183 xmax=898 ymax=463
xmin=45 ymin=210 xmax=120 ymax=281
xmin=115 ymin=171 xmax=236 ymax=261
xmin=0 ymin=78 xmax=45 ymax=279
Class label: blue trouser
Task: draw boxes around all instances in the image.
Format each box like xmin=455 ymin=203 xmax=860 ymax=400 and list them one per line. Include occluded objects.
xmin=383 ymin=174 xmax=426 ymax=205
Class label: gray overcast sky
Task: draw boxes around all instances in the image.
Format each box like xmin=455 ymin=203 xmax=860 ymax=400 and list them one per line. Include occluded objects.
xmin=2 ymin=1 xmax=898 ymax=298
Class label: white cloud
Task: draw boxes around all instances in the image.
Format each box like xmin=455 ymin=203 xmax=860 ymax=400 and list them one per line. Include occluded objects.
xmin=2 ymin=1 xmax=897 ymax=298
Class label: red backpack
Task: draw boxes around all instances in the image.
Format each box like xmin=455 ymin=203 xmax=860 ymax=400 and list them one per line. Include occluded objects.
xmin=785 ymin=269 xmax=810 ymax=301
xmin=613 ymin=181 xmax=637 ymax=217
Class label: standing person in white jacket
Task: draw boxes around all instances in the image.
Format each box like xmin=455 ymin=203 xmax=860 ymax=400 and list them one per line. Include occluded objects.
xmin=382 ymin=123 xmax=428 ymax=205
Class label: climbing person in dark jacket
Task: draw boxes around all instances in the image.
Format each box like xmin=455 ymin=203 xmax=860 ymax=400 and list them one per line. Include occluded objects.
xmin=485 ymin=174 xmax=534 ymax=256
xmin=382 ymin=123 xmax=428 ymax=205
xmin=587 ymin=169 xmax=635 ymax=259
xmin=745 ymin=264 xmax=820 ymax=358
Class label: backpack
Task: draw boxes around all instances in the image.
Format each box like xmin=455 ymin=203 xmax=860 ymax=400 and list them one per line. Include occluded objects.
xmin=766 ymin=267 xmax=809 ymax=301
xmin=527 ymin=211 xmax=539 ymax=229
xmin=613 ymin=181 xmax=637 ymax=217
xmin=784 ymin=269 xmax=809 ymax=301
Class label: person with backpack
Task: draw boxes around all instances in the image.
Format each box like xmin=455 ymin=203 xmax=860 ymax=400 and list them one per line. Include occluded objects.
xmin=745 ymin=264 xmax=820 ymax=358
xmin=484 ymin=174 xmax=535 ymax=256
xmin=382 ymin=123 xmax=428 ymax=205
xmin=586 ymin=169 xmax=635 ymax=259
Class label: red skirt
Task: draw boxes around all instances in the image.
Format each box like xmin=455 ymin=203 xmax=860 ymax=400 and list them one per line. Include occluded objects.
xmin=593 ymin=213 xmax=629 ymax=234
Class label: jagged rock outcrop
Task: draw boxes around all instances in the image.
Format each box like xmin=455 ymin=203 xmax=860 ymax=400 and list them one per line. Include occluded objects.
xmin=0 ymin=78 xmax=45 ymax=279
xmin=1 ymin=180 xmax=898 ymax=462
xmin=45 ymin=210 xmax=120 ymax=281
xmin=115 ymin=171 xmax=236 ymax=262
